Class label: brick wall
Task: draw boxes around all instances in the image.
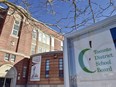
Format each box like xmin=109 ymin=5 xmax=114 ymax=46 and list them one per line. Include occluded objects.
xmin=15 ymin=57 xmax=29 ymax=85
xmin=27 ymin=51 xmax=64 ymax=85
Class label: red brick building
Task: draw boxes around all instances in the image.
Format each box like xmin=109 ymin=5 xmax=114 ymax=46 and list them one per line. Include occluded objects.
xmin=0 ymin=5 xmax=63 ymax=87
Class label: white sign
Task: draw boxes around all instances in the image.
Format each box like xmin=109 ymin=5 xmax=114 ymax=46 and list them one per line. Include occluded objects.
xmin=66 ymin=27 xmax=116 ymax=87
xmin=73 ymin=28 xmax=116 ymax=81
xmin=30 ymin=55 xmax=41 ymax=81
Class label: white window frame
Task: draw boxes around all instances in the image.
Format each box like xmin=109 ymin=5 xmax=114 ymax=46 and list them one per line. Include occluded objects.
xmin=11 ymin=19 xmax=21 ymax=37
xmin=61 ymin=41 xmax=63 ymax=50
xmin=42 ymin=48 xmax=46 ymax=52
xmin=51 ymin=36 xmax=54 ymax=47
xmin=46 ymin=34 xmax=50 ymax=45
xmin=38 ymin=47 xmax=42 ymax=53
xmin=39 ymin=31 xmax=43 ymax=42
xmin=4 ymin=53 xmax=10 ymax=61
xmin=32 ymin=29 xmax=37 ymax=40
xmin=31 ymin=44 xmax=36 ymax=54
xmin=43 ymin=33 xmax=46 ymax=43
xmin=10 ymin=54 xmax=16 ymax=62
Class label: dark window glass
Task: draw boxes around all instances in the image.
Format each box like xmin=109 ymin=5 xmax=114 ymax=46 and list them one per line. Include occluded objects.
xmin=59 ymin=70 xmax=63 ymax=77
xmin=31 ymin=45 xmax=36 ymax=55
xmin=32 ymin=30 xmax=37 ymax=39
xmin=10 ymin=54 xmax=16 ymax=62
xmin=23 ymin=66 xmax=27 ymax=78
xmin=110 ymin=27 xmax=116 ymax=48
xmin=45 ymin=59 xmax=50 ymax=78
xmin=59 ymin=58 xmax=64 ymax=78
xmin=4 ymin=53 xmax=10 ymax=61
xmin=12 ymin=20 xmax=21 ymax=36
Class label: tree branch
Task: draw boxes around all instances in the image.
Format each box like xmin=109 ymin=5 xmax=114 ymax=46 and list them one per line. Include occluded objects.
xmin=88 ymin=0 xmax=95 ymax=23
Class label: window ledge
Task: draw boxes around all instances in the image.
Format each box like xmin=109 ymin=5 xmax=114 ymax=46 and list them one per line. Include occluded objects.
xmin=4 ymin=60 xmax=9 ymax=62
xmin=10 ymin=34 xmax=19 ymax=39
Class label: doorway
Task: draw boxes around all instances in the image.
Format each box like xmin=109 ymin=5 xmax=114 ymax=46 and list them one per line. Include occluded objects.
xmin=0 ymin=64 xmax=17 ymax=87
xmin=0 ymin=78 xmax=11 ymax=87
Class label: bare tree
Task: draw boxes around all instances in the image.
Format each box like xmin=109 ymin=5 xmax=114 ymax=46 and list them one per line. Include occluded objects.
xmin=0 ymin=0 xmax=116 ymax=34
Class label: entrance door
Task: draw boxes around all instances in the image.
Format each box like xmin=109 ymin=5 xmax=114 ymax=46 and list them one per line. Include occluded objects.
xmin=0 ymin=78 xmax=11 ymax=87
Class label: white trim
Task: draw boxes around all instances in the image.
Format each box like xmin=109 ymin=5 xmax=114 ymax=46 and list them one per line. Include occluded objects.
xmin=64 ymin=38 xmax=70 ymax=87
xmin=0 ymin=48 xmax=30 ymax=58
xmin=51 ymin=36 xmax=54 ymax=47
xmin=10 ymin=34 xmax=19 ymax=39
xmin=31 ymin=42 xmax=36 ymax=45
xmin=38 ymin=31 xmax=43 ymax=42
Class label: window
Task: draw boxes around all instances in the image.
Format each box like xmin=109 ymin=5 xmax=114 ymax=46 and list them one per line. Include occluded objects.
xmin=39 ymin=32 xmax=43 ymax=42
xmin=31 ymin=44 xmax=36 ymax=54
xmin=4 ymin=53 xmax=10 ymax=61
xmin=61 ymin=41 xmax=63 ymax=50
xmin=4 ymin=53 xmax=16 ymax=62
xmin=43 ymin=33 xmax=46 ymax=43
xmin=12 ymin=20 xmax=21 ymax=36
xmin=32 ymin=29 xmax=37 ymax=40
xmin=46 ymin=49 xmax=49 ymax=52
xmin=23 ymin=66 xmax=27 ymax=78
xmin=38 ymin=31 xmax=50 ymax=45
xmin=51 ymin=36 xmax=54 ymax=47
xmin=46 ymin=35 xmax=50 ymax=45
xmin=42 ymin=48 xmax=46 ymax=52
xmin=38 ymin=47 xmax=42 ymax=53
xmin=59 ymin=58 xmax=63 ymax=77
xmin=10 ymin=54 xmax=16 ymax=62
xmin=45 ymin=59 xmax=50 ymax=78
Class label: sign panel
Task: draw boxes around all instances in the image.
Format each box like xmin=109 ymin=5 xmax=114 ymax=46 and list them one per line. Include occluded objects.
xmin=30 ymin=55 xmax=41 ymax=81
xmin=67 ymin=27 xmax=116 ymax=87
xmin=73 ymin=28 xmax=116 ymax=80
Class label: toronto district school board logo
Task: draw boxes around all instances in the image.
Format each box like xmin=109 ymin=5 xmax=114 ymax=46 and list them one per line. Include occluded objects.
xmin=78 ymin=48 xmax=96 ymax=73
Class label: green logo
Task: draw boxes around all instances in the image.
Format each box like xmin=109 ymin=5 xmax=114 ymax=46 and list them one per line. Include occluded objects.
xmin=78 ymin=48 xmax=96 ymax=73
